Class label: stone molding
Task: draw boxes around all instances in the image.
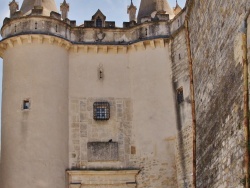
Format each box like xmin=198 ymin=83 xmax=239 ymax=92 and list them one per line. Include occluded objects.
xmin=0 ymin=34 xmax=168 ymax=57
xmin=67 ymin=170 xmax=139 ymax=188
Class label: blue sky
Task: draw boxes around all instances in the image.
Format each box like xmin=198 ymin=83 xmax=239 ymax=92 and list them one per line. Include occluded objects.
xmin=0 ymin=0 xmax=186 ymax=134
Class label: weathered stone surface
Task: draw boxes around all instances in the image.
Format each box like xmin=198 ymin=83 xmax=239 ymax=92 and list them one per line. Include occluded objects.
xmin=67 ymin=170 xmax=139 ymax=188
xmin=188 ymin=0 xmax=250 ymax=187
xmin=87 ymin=142 xmax=118 ymax=162
xmin=69 ymin=98 xmax=133 ymax=169
xmin=171 ymin=27 xmax=193 ymax=188
xmin=3 ymin=0 xmax=250 ymax=188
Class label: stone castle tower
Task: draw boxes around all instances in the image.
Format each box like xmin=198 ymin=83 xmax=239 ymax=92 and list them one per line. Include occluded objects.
xmin=0 ymin=0 xmax=249 ymax=188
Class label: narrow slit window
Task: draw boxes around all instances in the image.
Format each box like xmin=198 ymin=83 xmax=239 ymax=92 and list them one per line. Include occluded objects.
xmin=23 ymin=99 xmax=30 ymax=110
xmin=93 ymin=102 xmax=110 ymax=120
xmin=177 ymin=87 xmax=184 ymax=104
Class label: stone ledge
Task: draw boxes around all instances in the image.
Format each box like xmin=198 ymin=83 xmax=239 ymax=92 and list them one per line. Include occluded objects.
xmin=0 ymin=34 xmax=169 ymax=57
xmin=67 ymin=170 xmax=139 ymax=188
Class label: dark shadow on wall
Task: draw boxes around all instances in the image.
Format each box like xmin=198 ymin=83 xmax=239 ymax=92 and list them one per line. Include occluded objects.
xmin=172 ymin=80 xmax=189 ymax=188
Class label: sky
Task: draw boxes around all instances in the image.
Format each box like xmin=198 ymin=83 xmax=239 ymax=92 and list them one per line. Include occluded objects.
xmin=0 ymin=0 xmax=186 ymax=135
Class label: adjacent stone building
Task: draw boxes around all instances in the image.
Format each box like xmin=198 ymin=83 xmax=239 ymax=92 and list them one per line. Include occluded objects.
xmin=0 ymin=0 xmax=249 ymax=188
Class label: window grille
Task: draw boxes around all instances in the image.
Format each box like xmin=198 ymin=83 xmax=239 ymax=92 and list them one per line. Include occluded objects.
xmin=93 ymin=102 xmax=110 ymax=120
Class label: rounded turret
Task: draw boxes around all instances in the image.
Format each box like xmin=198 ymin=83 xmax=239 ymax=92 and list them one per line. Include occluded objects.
xmin=20 ymin=0 xmax=58 ymax=16
xmin=137 ymin=0 xmax=175 ymax=23
xmin=0 ymin=1 xmax=68 ymax=188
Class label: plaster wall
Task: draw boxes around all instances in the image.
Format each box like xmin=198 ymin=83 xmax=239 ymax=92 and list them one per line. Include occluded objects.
xmin=128 ymin=44 xmax=177 ymax=187
xmin=69 ymin=49 xmax=130 ymax=98
xmin=0 ymin=42 xmax=69 ymax=188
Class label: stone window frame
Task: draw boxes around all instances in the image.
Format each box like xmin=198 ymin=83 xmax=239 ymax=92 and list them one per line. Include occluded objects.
xmin=96 ymin=17 xmax=103 ymax=28
xmin=22 ymin=98 xmax=31 ymax=110
xmin=92 ymin=10 xmax=106 ymax=28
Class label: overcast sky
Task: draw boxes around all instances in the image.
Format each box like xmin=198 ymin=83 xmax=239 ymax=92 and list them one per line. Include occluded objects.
xmin=0 ymin=0 xmax=186 ymax=134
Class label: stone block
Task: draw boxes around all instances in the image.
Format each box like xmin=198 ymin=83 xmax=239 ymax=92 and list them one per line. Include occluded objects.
xmin=87 ymin=142 xmax=119 ymax=162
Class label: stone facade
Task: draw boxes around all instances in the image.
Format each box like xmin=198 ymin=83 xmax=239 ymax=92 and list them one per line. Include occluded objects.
xmin=0 ymin=0 xmax=250 ymax=188
xmin=69 ymin=98 xmax=133 ymax=169
xmin=67 ymin=170 xmax=139 ymax=188
xmin=187 ymin=0 xmax=250 ymax=187
xmin=171 ymin=28 xmax=193 ymax=188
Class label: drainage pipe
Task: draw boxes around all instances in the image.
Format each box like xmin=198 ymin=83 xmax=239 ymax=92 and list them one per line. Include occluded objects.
xmin=242 ymin=9 xmax=250 ymax=188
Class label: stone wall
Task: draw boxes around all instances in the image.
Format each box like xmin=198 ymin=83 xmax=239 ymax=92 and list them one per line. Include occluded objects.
xmin=188 ymin=0 xmax=250 ymax=187
xmin=69 ymin=97 xmax=177 ymax=188
xmin=68 ymin=40 xmax=178 ymax=188
xmin=69 ymin=97 xmax=133 ymax=169
xmin=171 ymin=28 xmax=193 ymax=188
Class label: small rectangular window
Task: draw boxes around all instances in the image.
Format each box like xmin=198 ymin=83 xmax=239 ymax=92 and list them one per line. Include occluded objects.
xmin=93 ymin=102 xmax=110 ymax=120
xmin=96 ymin=17 xmax=103 ymax=28
xmin=177 ymin=87 xmax=184 ymax=104
xmin=23 ymin=99 xmax=30 ymax=110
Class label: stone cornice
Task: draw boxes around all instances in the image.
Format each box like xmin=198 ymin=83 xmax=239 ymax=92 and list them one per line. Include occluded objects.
xmin=0 ymin=34 xmax=169 ymax=57
xmin=0 ymin=12 xmax=188 ymax=46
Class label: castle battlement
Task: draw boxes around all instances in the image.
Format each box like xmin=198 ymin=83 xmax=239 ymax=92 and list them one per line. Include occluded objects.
xmin=1 ymin=0 xmax=186 ymax=46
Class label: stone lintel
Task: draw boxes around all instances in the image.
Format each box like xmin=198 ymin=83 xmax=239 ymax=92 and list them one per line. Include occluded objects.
xmin=67 ymin=170 xmax=139 ymax=188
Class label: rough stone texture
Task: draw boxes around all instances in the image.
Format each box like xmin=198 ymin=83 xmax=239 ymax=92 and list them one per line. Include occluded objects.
xmin=3 ymin=1 xmax=250 ymax=187
xmin=87 ymin=142 xmax=119 ymax=162
xmin=69 ymin=97 xmax=177 ymax=188
xmin=188 ymin=0 xmax=250 ymax=187
xmin=176 ymin=124 xmax=193 ymax=188
xmin=171 ymin=29 xmax=193 ymax=188
xmin=128 ymin=149 xmax=177 ymax=188
xmin=69 ymin=98 xmax=133 ymax=169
